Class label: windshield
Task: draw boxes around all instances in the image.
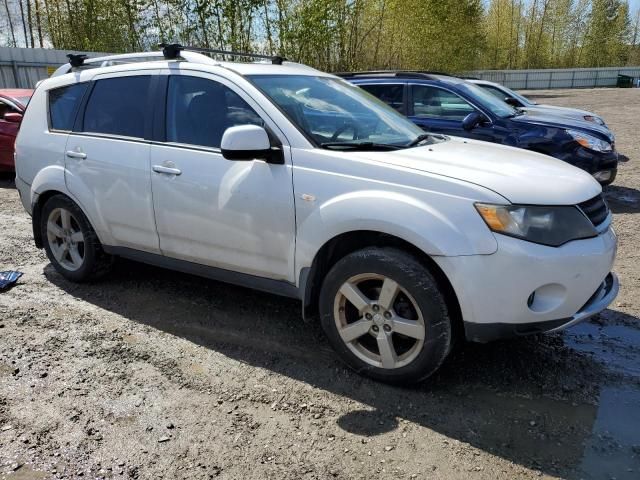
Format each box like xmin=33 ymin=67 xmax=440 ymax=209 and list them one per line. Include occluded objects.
xmin=457 ymin=82 xmax=519 ymax=118
xmin=248 ymin=75 xmax=429 ymax=148
xmin=476 ymin=83 xmax=534 ymax=108
xmin=16 ymin=96 xmax=31 ymax=107
xmin=501 ymin=85 xmax=535 ymax=106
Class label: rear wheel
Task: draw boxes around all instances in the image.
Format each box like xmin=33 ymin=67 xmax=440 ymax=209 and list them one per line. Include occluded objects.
xmin=319 ymin=247 xmax=452 ymax=384
xmin=41 ymin=195 xmax=113 ymax=282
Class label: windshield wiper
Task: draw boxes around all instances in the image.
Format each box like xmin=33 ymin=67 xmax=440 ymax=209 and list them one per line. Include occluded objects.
xmin=320 ymin=141 xmax=402 ymax=151
xmin=406 ymin=133 xmax=447 ymax=147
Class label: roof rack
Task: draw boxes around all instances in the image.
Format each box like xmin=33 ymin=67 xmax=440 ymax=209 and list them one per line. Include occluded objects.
xmin=335 ymin=70 xmax=456 ymax=79
xmin=51 ymin=44 xmax=288 ymax=78
xmin=160 ymin=43 xmax=286 ymax=65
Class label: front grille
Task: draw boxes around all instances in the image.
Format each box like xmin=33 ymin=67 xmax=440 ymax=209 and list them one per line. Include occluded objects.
xmin=578 ymin=194 xmax=610 ymax=227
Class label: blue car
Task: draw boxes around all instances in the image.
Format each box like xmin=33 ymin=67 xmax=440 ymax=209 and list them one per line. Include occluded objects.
xmin=341 ymin=72 xmax=618 ymax=185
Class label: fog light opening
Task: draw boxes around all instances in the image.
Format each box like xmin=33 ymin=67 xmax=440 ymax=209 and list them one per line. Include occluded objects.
xmin=527 ymin=292 xmax=536 ymax=308
xmin=527 ymin=283 xmax=567 ymax=313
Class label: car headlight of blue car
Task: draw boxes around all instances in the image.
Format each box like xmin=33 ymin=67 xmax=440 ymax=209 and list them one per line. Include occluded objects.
xmin=567 ymin=129 xmax=612 ymax=152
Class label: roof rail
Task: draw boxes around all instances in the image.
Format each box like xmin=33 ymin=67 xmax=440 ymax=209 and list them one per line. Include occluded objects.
xmin=335 ymin=70 xmax=456 ymax=79
xmin=160 ymin=43 xmax=286 ymax=65
xmin=51 ymin=44 xmax=289 ymax=78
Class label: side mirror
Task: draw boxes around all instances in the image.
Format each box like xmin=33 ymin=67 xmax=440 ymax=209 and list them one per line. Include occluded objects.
xmin=3 ymin=112 xmax=23 ymax=123
xmin=504 ymin=97 xmax=521 ymax=107
xmin=462 ymin=112 xmax=487 ymax=131
xmin=220 ymin=125 xmax=283 ymax=164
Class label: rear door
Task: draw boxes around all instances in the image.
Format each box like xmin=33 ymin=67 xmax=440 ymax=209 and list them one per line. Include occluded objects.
xmin=64 ymin=72 xmax=160 ymax=253
xmin=357 ymin=83 xmax=407 ymax=115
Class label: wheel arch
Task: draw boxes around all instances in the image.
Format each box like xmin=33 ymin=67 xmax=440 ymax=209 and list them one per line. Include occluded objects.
xmin=300 ymin=230 xmax=464 ymax=341
xmin=32 ymin=189 xmax=96 ymax=249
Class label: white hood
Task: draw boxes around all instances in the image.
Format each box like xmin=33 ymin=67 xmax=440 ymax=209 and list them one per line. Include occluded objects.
xmin=353 ymin=137 xmax=602 ymax=205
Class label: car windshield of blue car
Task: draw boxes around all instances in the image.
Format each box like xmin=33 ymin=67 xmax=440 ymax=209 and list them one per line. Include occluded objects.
xmin=458 ymin=83 xmax=519 ymax=118
xmin=249 ymin=75 xmax=434 ymax=149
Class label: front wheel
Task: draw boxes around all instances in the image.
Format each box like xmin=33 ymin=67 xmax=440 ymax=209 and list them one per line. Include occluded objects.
xmin=319 ymin=247 xmax=452 ymax=384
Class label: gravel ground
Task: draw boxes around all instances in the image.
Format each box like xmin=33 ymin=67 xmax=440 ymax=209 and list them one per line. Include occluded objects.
xmin=1 ymin=87 xmax=640 ymax=480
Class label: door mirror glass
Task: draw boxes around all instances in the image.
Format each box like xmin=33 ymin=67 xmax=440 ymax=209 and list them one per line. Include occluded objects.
xmin=3 ymin=112 xmax=23 ymax=123
xmin=462 ymin=112 xmax=487 ymax=131
xmin=504 ymin=97 xmax=521 ymax=107
xmin=221 ymin=125 xmax=283 ymax=164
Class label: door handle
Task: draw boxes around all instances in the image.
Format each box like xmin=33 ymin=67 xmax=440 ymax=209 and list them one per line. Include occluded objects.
xmin=66 ymin=150 xmax=87 ymax=159
xmin=152 ymin=165 xmax=182 ymax=176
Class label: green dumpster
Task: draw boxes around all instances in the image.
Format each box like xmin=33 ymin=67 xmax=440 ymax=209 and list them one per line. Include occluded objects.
xmin=617 ymin=74 xmax=633 ymax=88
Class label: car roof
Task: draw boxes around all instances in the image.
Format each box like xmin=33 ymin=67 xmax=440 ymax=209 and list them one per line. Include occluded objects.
xmin=0 ymin=89 xmax=34 ymax=98
xmin=339 ymin=71 xmax=466 ymax=85
xmin=0 ymin=89 xmax=34 ymax=108
xmin=45 ymin=49 xmax=330 ymax=89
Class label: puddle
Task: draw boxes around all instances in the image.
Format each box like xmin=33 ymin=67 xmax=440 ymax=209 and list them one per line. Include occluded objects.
xmin=577 ymin=386 xmax=640 ymax=480
xmin=561 ymin=320 xmax=640 ymax=478
xmin=564 ymin=321 xmax=640 ymax=378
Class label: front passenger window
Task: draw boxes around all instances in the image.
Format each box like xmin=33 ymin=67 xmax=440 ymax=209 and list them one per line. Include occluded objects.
xmin=166 ymin=76 xmax=263 ymax=149
xmin=412 ymin=85 xmax=475 ymax=121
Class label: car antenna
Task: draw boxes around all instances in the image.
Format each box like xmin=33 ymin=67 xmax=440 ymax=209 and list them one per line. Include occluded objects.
xmin=159 ymin=43 xmax=286 ymax=65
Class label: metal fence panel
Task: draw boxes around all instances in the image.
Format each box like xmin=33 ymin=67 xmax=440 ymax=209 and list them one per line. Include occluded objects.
xmin=2 ymin=47 xmax=640 ymax=90
xmin=0 ymin=47 xmax=111 ymax=88
xmin=467 ymin=66 xmax=640 ymax=89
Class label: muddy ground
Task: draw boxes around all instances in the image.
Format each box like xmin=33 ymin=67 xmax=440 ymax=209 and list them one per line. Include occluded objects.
xmin=1 ymin=87 xmax=640 ymax=480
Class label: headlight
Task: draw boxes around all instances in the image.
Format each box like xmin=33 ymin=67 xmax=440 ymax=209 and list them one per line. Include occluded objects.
xmin=567 ymin=129 xmax=612 ymax=152
xmin=475 ymin=203 xmax=597 ymax=247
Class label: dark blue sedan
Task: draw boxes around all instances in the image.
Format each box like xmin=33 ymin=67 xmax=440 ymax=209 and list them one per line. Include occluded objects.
xmin=341 ymin=72 xmax=618 ymax=185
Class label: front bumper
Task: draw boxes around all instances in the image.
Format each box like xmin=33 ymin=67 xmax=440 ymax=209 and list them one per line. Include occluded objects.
xmin=434 ymin=226 xmax=617 ymax=343
xmin=556 ymin=146 xmax=618 ymax=185
xmin=463 ymin=272 xmax=618 ymax=342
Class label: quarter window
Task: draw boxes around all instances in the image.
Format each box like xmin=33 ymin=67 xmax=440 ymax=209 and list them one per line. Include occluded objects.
xmin=49 ymin=83 xmax=89 ymax=131
xmin=82 ymin=76 xmax=151 ymax=138
xmin=166 ymin=75 xmax=263 ymax=149
xmin=411 ymin=85 xmax=475 ymax=121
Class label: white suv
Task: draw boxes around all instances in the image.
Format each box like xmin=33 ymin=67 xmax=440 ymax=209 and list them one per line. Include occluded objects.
xmin=15 ymin=47 xmax=618 ymax=383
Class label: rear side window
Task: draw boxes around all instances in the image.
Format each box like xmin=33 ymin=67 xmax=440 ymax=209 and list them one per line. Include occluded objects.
xmin=359 ymin=84 xmax=405 ymax=113
xmin=49 ymin=83 xmax=89 ymax=131
xmin=166 ymin=75 xmax=263 ymax=149
xmin=82 ymin=76 xmax=151 ymax=138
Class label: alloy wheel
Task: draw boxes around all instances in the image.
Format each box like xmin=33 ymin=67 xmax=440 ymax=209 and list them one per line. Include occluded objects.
xmin=46 ymin=207 xmax=85 ymax=271
xmin=333 ymin=273 xmax=426 ymax=369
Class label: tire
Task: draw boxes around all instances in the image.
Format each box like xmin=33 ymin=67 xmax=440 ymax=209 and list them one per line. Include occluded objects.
xmin=319 ymin=247 xmax=452 ymax=384
xmin=40 ymin=195 xmax=113 ymax=282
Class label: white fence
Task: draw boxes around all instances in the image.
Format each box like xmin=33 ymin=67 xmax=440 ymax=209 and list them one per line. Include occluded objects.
xmin=467 ymin=66 xmax=640 ymax=89
xmin=2 ymin=47 xmax=640 ymax=90
xmin=0 ymin=47 xmax=111 ymax=88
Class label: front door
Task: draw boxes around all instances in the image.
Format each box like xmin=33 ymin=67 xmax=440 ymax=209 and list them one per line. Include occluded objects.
xmin=149 ymin=72 xmax=296 ymax=281
xmin=0 ymin=99 xmax=20 ymax=170
xmin=409 ymin=84 xmax=498 ymax=143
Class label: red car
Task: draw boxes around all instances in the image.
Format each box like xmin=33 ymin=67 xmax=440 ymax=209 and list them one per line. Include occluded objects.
xmin=0 ymin=89 xmax=33 ymax=172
